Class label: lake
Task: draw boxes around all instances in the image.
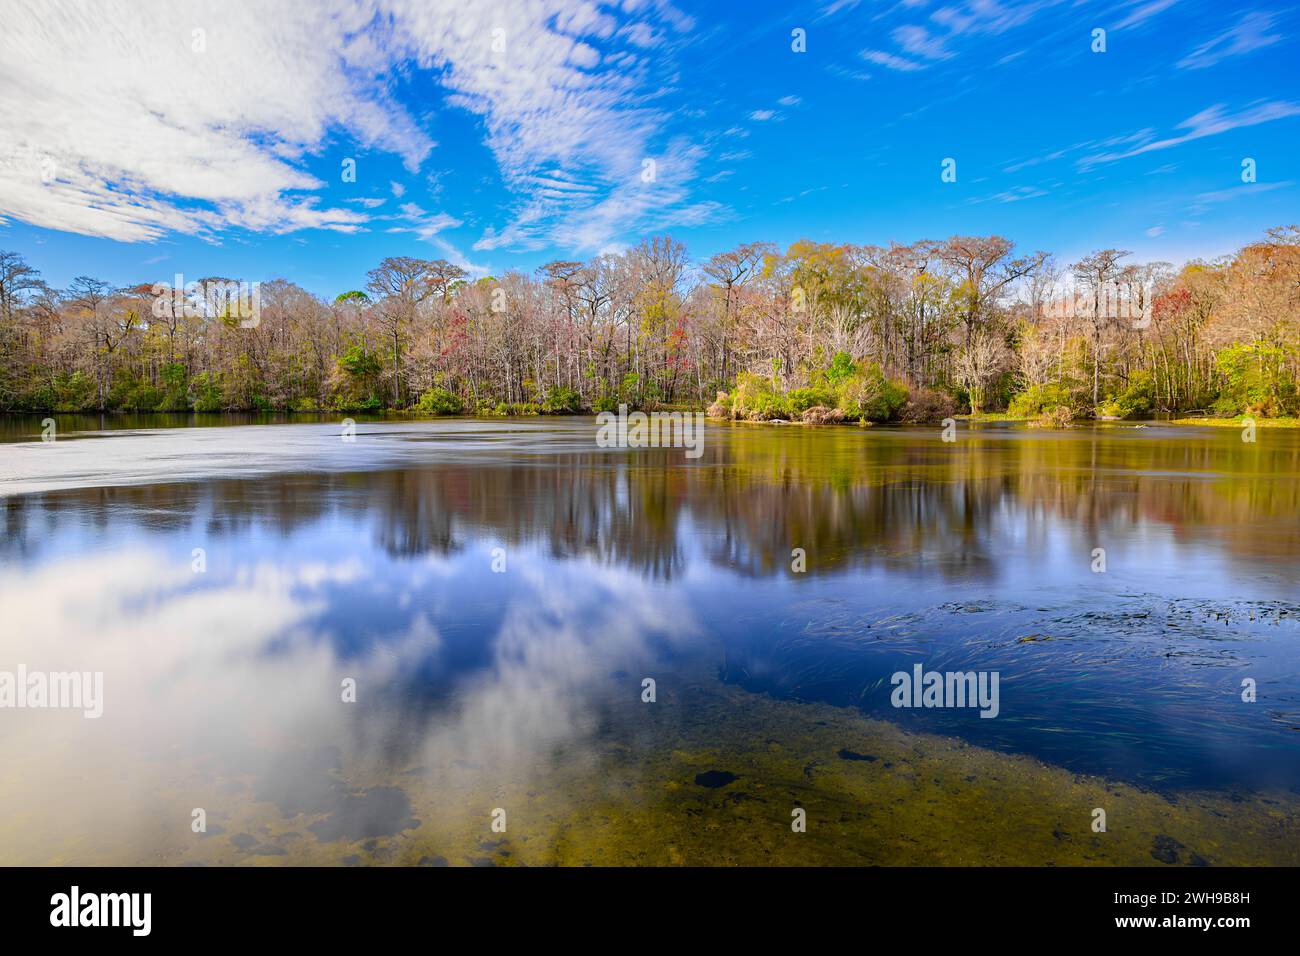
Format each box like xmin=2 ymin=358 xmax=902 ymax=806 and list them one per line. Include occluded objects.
xmin=2 ymin=414 xmax=1298 ymax=865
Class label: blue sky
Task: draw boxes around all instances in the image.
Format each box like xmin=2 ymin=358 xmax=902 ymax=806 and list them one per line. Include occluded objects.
xmin=1 ymin=0 xmax=1296 ymax=297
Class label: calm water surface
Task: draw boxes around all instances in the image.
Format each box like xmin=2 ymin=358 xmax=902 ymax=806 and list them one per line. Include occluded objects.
xmin=1 ymin=415 xmax=1298 ymax=865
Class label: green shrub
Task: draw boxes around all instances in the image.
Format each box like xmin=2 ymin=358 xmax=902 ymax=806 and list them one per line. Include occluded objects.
xmin=190 ymin=372 xmax=223 ymax=412
xmin=1211 ymin=394 xmax=1241 ymax=418
xmin=1098 ymin=371 xmax=1155 ymax=420
xmin=1213 ymin=342 xmax=1298 ymax=417
xmin=837 ymin=363 xmax=908 ymax=422
xmin=541 ymin=385 xmax=582 ymax=414
xmin=1008 ymin=382 xmax=1086 ymax=419
xmin=732 ymin=371 xmax=790 ymax=420
xmin=336 ymin=394 xmax=382 ymax=412
xmin=49 ymin=371 xmax=96 ymax=411
xmin=826 ymin=351 xmax=857 ymax=388
xmin=331 ymin=344 xmax=383 ymax=410
xmin=416 ymin=386 xmax=463 ymax=415
xmin=157 ymin=363 xmax=189 ymax=411
xmin=747 ymin=391 xmax=791 ymax=419
xmin=112 ymin=377 xmax=164 ymax=411
xmin=786 ymin=386 xmax=838 ymax=414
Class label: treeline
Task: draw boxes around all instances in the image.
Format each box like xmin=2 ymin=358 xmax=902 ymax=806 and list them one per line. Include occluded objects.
xmin=0 ymin=226 xmax=1296 ymax=421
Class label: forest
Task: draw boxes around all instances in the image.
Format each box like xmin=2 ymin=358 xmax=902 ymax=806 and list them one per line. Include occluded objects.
xmin=0 ymin=225 xmax=1296 ymax=425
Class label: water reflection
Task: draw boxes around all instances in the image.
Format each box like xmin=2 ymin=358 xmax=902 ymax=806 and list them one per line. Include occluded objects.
xmin=1 ymin=419 xmax=1299 ymax=863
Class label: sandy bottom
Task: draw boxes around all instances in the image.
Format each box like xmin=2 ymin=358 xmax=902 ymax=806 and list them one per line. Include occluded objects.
xmin=22 ymin=676 xmax=1287 ymax=868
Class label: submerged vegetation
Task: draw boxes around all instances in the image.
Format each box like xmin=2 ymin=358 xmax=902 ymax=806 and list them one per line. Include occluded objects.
xmin=1 ymin=226 xmax=1297 ymax=420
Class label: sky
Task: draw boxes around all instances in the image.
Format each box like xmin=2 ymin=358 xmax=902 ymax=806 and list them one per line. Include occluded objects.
xmin=0 ymin=0 xmax=1296 ymax=298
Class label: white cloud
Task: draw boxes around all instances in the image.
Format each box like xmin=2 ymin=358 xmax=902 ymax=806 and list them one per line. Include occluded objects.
xmin=389 ymin=210 xmax=465 ymax=242
xmin=390 ymin=0 xmax=705 ymax=253
xmin=1188 ymin=181 xmax=1293 ymax=214
xmin=861 ymin=49 xmax=928 ymax=71
xmin=852 ymin=1 xmax=1056 ymax=76
xmin=892 ymin=24 xmax=953 ymax=61
xmin=0 ymin=0 xmax=710 ymax=253
xmin=1178 ymin=11 xmax=1284 ymax=69
xmin=1115 ymin=0 xmax=1180 ymax=30
xmin=749 ymin=110 xmax=776 ymax=121
xmin=0 ymin=0 xmax=430 ymax=242
xmin=540 ymin=140 xmax=723 ymax=252
xmin=1078 ymin=101 xmax=1300 ymax=168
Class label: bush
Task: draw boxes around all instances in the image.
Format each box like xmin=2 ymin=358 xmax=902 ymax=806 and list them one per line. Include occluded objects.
xmin=592 ymin=394 xmax=620 ymax=413
xmin=786 ymin=386 xmax=838 ymax=414
xmin=1098 ymin=371 xmax=1154 ymax=420
xmin=338 ymin=394 xmax=382 ymax=412
xmin=732 ymin=371 xmax=791 ymax=420
xmin=190 ymin=373 xmax=223 ymax=412
xmin=750 ymin=393 xmax=791 ymax=420
xmin=39 ymin=371 xmax=96 ymax=412
xmin=1008 ymin=382 xmax=1086 ymax=419
xmin=1213 ymin=342 xmax=1298 ymax=417
xmin=826 ymin=351 xmax=858 ymax=388
xmin=416 ymin=387 xmax=463 ymax=415
xmin=158 ymin=363 xmax=189 ymax=411
xmin=838 ymin=363 xmax=908 ymax=422
xmin=113 ymin=378 xmax=164 ymax=412
xmin=1211 ymin=394 xmax=1241 ymax=418
xmin=331 ymin=344 xmax=382 ymax=410
xmin=900 ymin=387 xmax=956 ymax=423
xmin=541 ymin=385 xmax=582 ymax=414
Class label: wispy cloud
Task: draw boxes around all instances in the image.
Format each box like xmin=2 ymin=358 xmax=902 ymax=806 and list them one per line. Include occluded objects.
xmin=855 ymin=1 xmax=1058 ymax=75
xmin=1178 ymin=11 xmax=1284 ymax=69
xmin=1115 ymin=0 xmax=1180 ymax=31
xmin=861 ymin=49 xmax=928 ymax=72
xmin=892 ymin=24 xmax=953 ymax=61
xmin=387 ymin=208 xmax=464 ymax=242
xmin=0 ymin=0 xmax=711 ymax=253
xmin=1188 ymin=180 xmax=1293 ymax=213
xmin=0 ymin=0 xmax=430 ymax=242
xmin=1078 ymin=101 xmax=1300 ymax=168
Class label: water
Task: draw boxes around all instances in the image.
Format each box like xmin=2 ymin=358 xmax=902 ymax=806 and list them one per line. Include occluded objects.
xmin=2 ymin=415 xmax=1298 ymax=865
